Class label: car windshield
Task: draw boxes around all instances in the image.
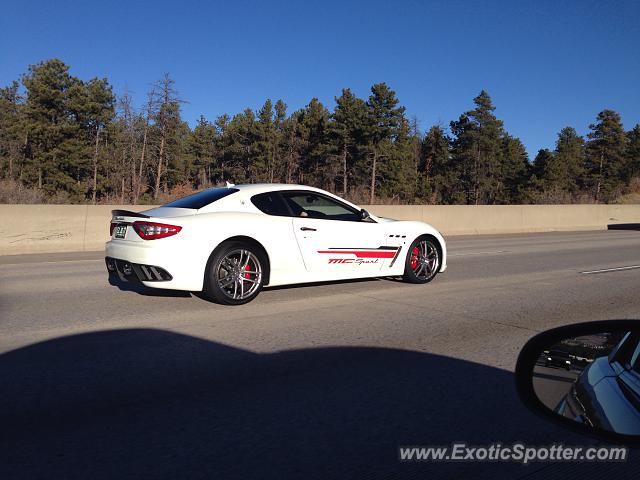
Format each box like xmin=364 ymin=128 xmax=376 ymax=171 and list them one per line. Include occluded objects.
xmin=162 ymin=188 xmax=239 ymax=209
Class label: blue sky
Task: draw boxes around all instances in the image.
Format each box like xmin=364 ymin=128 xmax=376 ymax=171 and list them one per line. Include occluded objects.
xmin=1 ymin=0 xmax=639 ymax=157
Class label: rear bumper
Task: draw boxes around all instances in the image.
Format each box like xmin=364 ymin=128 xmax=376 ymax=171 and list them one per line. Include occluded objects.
xmin=105 ymin=257 xmax=173 ymax=283
xmin=105 ymin=240 xmax=206 ymax=291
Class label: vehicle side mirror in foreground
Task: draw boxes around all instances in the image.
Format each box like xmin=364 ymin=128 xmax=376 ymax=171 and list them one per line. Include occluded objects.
xmin=360 ymin=209 xmax=370 ymax=221
xmin=515 ymin=320 xmax=640 ymax=445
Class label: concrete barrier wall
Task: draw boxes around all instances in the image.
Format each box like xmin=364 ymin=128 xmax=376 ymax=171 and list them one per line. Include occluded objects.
xmin=368 ymin=204 xmax=640 ymax=235
xmin=1 ymin=204 xmax=639 ymax=255
xmin=0 ymin=205 xmax=151 ymax=255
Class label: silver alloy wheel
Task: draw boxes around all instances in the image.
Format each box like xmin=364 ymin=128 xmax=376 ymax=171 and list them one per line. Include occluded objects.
xmin=410 ymin=240 xmax=439 ymax=280
xmin=216 ymin=249 xmax=263 ymax=300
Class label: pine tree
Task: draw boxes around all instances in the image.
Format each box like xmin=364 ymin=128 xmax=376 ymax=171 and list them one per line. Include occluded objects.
xmin=150 ymin=74 xmax=183 ymax=199
xmin=532 ymin=148 xmax=553 ymax=175
xmin=254 ymin=99 xmax=284 ymax=183
xmin=0 ymin=81 xmax=23 ymax=181
xmin=382 ymin=116 xmax=416 ymax=201
xmin=554 ymin=127 xmax=585 ymax=195
xmin=297 ymin=98 xmax=330 ymax=188
xmin=22 ymin=59 xmax=78 ymax=197
xmin=223 ymin=109 xmax=257 ymax=183
xmin=273 ymin=99 xmax=287 ymax=182
xmin=188 ymin=115 xmax=217 ymax=188
xmin=363 ymin=83 xmax=406 ymax=203
xmin=111 ymin=90 xmax=140 ymax=203
xmin=500 ymin=134 xmax=529 ymax=203
xmin=529 ymin=148 xmax=560 ymax=201
xmin=280 ymin=112 xmax=302 ymax=184
xmin=69 ymin=77 xmax=115 ymax=203
xmin=586 ymin=109 xmax=627 ymax=202
xmin=450 ymin=90 xmax=504 ymax=204
xmin=328 ymin=88 xmax=367 ymax=195
xmin=624 ymin=124 xmax=640 ymax=182
xmin=420 ymin=125 xmax=454 ymax=202
xmin=252 ymin=99 xmax=273 ymax=182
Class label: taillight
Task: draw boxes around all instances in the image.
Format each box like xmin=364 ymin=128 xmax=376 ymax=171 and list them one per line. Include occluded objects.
xmin=132 ymin=221 xmax=182 ymax=240
xmin=110 ymin=222 xmax=116 ymax=235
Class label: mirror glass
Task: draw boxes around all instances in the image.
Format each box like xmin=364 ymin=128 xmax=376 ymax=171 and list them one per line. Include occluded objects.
xmin=531 ymin=329 xmax=640 ymax=435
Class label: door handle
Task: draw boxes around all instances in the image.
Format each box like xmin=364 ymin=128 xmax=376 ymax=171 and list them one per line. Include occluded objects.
xmin=300 ymin=227 xmax=317 ymax=232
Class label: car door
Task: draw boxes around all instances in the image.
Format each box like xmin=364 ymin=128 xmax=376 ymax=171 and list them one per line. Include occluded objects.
xmin=281 ymin=191 xmax=390 ymax=274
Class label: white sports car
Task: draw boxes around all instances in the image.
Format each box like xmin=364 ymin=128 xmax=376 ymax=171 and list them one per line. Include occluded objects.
xmin=105 ymin=184 xmax=447 ymax=305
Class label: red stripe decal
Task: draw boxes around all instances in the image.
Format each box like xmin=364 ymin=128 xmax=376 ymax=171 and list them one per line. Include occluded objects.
xmin=317 ymin=250 xmax=396 ymax=259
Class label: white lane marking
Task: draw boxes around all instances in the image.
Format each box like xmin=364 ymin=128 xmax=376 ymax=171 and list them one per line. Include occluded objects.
xmin=581 ymin=265 xmax=640 ymax=275
xmin=449 ymin=250 xmax=508 ymax=257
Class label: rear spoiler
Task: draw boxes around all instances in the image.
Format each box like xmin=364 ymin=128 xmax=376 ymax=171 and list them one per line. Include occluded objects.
xmin=111 ymin=209 xmax=150 ymax=219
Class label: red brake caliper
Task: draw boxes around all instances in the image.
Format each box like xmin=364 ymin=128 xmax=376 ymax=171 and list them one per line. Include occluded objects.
xmin=411 ymin=247 xmax=419 ymax=270
xmin=244 ymin=263 xmax=251 ymax=279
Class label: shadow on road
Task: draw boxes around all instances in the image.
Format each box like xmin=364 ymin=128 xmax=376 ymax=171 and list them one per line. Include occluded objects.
xmin=0 ymin=328 xmax=618 ymax=479
xmin=108 ymin=275 xmax=192 ymax=298
xmin=108 ymin=273 xmax=384 ymax=299
xmin=608 ymin=223 xmax=640 ymax=231
xmin=264 ymin=276 xmax=382 ymax=291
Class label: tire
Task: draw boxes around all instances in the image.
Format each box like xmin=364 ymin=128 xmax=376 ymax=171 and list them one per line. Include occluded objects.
xmin=204 ymin=241 xmax=266 ymax=305
xmin=402 ymin=236 xmax=440 ymax=284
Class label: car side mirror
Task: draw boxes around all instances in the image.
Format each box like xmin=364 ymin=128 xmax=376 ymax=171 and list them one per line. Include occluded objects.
xmin=360 ymin=209 xmax=370 ymax=221
xmin=515 ymin=320 xmax=640 ymax=445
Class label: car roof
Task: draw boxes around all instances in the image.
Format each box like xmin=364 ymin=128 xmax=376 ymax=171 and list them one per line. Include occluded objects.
xmin=229 ymin=183 xmax=327 ymax=195
xmin=191 ymin=183 xmax=366 ymax=215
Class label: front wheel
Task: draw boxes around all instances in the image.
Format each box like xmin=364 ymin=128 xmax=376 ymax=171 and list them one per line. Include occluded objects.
xmin=402 ymin=236 xmax=440 ymax=284
xmin=204 ymin=241 xmax=265 ymax=305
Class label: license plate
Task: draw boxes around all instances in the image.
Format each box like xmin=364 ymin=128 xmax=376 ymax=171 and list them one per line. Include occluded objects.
xmin=114 ymin=224 xmax=128 ymax=239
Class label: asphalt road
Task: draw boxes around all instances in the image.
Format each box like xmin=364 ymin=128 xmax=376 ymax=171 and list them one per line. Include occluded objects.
xmin=1 ymin=230 xmax=640 ymax=479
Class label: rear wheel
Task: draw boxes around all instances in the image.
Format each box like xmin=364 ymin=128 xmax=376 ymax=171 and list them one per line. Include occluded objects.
xmin=204 ymin=241 xmax=265 ymax=305
xmin=402 ymin=236 xmax=440 ymax=284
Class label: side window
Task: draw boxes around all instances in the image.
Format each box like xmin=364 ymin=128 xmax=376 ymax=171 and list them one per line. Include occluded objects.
xmin=251 ymin=192 xmax=291 ymax=216
xmin=630 ymin=337 xmax=640 ymax=374
xmin=611 ymin=332 xmax=640 ymax=368
xmin=282 ymin=192 xmax=361 ymax=222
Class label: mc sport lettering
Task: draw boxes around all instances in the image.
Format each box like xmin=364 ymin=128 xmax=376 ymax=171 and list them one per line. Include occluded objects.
xmin=327 ymin=258 xmax=380 ymax=265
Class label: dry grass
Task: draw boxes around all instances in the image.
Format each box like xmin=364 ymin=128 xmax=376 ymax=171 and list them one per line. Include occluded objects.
xmin=154 ymin=184 xmax=199 ymax=204
xmin=0 ymin=180 xmax=45 ymax=204
xmin=3 ymin=177 xmax=640 ymax=205
xmin=615 ymin=192 xmax=640 ymax=204
xmin=614 ymin=177 xmax=640 ymax=204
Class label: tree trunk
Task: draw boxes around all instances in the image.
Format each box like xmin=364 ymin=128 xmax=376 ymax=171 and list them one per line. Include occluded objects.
xmin=474 ymin=145 xmax=481 ymax=205
xmin=342 ymin=143 xmax=348 ymax=196
xmin=369 ymin=148 xmax=377 ymax=205
xmin=163 ymin=152 xmax=169 ymax=194
xmin=135 ymin=127 xmax=148 ymax=204
xmin=269 ymin=144 xmax=275 ymax=183
xmin=286 ymin=130 xmax=296 ymax=184
xmin=121 ymin=148 xmax=127 ymax=204
xmin=154 ymin=136 xmax=165 ymax=200
xmin=593 ymin=152 xmax=604 ymax=204
xmin=92 ymin=126 xmax=100 ymax=204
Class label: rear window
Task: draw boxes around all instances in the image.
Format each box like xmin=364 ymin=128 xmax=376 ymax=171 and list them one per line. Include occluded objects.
xmin=163 ymin=187 xmax=239 ymax=209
